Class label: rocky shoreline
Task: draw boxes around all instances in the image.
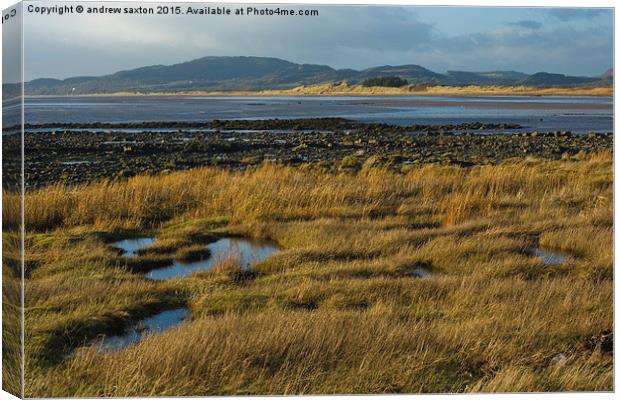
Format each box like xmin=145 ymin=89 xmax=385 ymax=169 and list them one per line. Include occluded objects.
xmin=3 ymin=118 xmax=613 ymax=189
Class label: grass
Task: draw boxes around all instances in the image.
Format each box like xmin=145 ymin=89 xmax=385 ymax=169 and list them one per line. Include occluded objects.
xmin=174 ymin=244 xmax=211 ymax=262
xmin=100 ymin=83 xmax=613 ymax=97
xmin=3 ymin=152 xmax=613 ymax=396
xmin=275 ymin=82 xmax=614 ymax=97
xmin=2 ymin=230 xmax=23 ymax=397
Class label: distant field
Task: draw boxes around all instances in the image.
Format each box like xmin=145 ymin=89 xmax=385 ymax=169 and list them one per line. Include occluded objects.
xmin=97 ymin=83 xmax=613 ymax=97
xmin=4 ymin=152 xmax=613 ymax=396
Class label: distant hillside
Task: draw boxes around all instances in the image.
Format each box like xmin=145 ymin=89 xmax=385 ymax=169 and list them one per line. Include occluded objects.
xmin=4 ymin=56 xmax=612 ymax=97
xmin=520 ymin=72 xmax=599 ymax=86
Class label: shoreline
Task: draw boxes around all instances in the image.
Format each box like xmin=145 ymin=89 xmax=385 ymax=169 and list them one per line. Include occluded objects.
xmin=6 ymin=118 xmax=612 ymax=188
xmin=30 ymin=83 xmax=613 ymax=98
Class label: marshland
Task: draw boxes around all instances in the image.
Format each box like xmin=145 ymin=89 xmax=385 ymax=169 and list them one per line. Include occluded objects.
xmin=2 ymin=125 xmax=613 ymax=394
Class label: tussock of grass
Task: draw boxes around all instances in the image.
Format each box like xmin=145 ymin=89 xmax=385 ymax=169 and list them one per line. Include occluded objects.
xmin=5 ymin=152 xmax=612 ymax=395
xmin=193 ymin=248 xmax=259 ymax=285
xmin=175 ymin=244 xmax=211 ymax=262
xmin=121 ymin=253 xmax=175 ymax=273
xmin=131 ymin=236 xmax=182 ymax=255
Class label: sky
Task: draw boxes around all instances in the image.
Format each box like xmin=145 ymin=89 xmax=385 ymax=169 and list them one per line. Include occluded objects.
xmin=9 ymin=3 xmax=615 ymax=81
xmin=2 ymin=4 xmax=22 ymax=84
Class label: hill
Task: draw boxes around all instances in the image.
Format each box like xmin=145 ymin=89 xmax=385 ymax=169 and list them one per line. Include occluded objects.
xmin=520 ymin=72 xmax=599 ymax=86
xmin=5 ymin=56 xmax=612 ymax=97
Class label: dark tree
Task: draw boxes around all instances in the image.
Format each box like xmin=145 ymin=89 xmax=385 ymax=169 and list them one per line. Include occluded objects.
xmin=361 ymin=76 xmax=409 ymax=87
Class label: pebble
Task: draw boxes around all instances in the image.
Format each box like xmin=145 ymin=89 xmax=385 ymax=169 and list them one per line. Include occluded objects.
xmin=3 ymin=118 xmax=613 ymax=189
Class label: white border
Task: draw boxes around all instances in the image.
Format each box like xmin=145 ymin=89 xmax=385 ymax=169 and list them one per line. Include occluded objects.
xmin=0 ymin=1 xmax=617 ymax=400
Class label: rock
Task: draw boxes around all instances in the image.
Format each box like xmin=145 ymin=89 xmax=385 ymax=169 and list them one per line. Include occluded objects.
xmin=551 ymin=353 xmax=567 ymax=365
xmin=12 ymin=118 xmax=613 ymax=188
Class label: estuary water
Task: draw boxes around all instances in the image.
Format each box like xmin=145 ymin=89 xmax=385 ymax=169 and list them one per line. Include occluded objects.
xmin=3 ymin=95 xmax=613 ymax=134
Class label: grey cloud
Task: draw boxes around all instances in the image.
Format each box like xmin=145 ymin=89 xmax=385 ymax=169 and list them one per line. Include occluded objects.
xmin=549 ymin=8 xmax=609 ymax=21
xmin=20 ymin=4 xmax=613 ymax=79
xmin=509 ymin=20 xmax=542 ymax=30
xmin=426 ymin=25 xmax=612 ymax=75
xmin=23 ymin=5 xmax=438 ymax=78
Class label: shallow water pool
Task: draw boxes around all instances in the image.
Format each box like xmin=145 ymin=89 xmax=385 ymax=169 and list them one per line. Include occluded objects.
xmin=146 ymin=238 xmax=280 ymax=280
xmin=98 ymin=308 xmax=189 ymax=351
xmin=112 ymin=237 xmax=156 ymax=257
xmin=531 ymin=247 xmax=570 ymax=265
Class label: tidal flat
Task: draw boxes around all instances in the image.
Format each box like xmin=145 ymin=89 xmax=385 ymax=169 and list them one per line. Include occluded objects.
xmin=2 ymin=139 xmax=613 ymax=394
xmin=2 ymin=118 xmax=613 ymax=188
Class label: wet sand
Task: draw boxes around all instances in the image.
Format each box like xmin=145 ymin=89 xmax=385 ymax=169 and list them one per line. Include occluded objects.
xmin=342 ymin=98 xmax=612 ymax=110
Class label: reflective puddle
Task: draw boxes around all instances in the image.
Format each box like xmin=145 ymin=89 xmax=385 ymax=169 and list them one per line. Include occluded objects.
xmin=112 ymin=237 xmax=156 ymax=257
xmin=531 ymin=247 xmax=570 ymax=265
xmin=98 ymin=308 xmax=189 ymax=351
xmin=99 ymin=236 xmax=279 ymax=351
xmin=61 ymin=160 xmax=95 ymax=165
xmin=410 ymin=267 xmax=432 ymax=278
xmin=146 ymin=238 xmax=280 ymax=280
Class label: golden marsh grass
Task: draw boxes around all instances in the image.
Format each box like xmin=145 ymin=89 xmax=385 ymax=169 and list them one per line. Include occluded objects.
xmin=4 ymin=152 xmax=612 ymax=396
